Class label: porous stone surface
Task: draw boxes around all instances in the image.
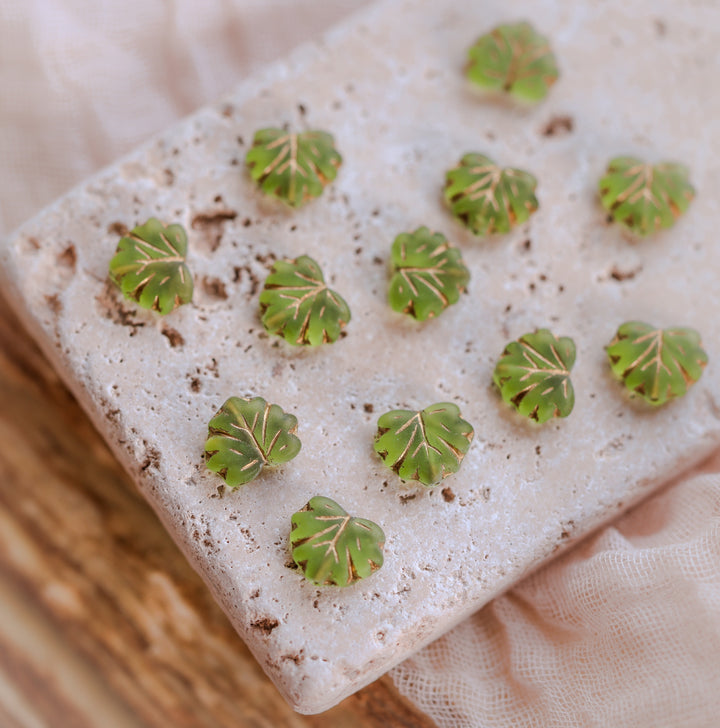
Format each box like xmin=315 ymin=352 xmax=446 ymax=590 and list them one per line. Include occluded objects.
xmin=2 ymin=0 xmax=720 ymax=713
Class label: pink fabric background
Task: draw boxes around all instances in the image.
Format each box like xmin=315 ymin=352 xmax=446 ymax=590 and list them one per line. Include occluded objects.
xmin=2 ymin=3 xmax=719 ymax=726
xmin=0 ymin=0 xmax=362 ymax=234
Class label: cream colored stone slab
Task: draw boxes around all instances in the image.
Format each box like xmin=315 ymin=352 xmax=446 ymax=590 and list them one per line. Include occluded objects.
xmin=2 ymin=0 xmax=720 ymax=714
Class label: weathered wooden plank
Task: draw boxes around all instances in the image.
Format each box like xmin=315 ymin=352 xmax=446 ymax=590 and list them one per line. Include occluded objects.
xmin=0 ymin=291 xmax=434 ymax=728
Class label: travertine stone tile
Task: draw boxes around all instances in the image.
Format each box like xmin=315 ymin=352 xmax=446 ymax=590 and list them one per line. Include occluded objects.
xmin=2 ymin=0 xmax=719 ymax=713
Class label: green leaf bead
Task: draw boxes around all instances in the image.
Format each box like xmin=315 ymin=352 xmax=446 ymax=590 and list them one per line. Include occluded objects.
xmin=245 ymin=128 xmax=342 ymax=207
xmin=290 ymin=496 xmax=385 ymax=587
xmin=466 ymin=21 xmax=559 ymax=103
xmin=109 ymin=218 xmax=193 ymax=315
xmin=599 ymin=157 xmax=695 ymax=236
xmin=204 ymin=396 xmax=301 ymax=487
xmin=388 ymin=227 xmax=470 ymax=321
xmin=259 ymin=255 xmax=351 ymax=346
xmin=493 ymin=329 xmax=576 ymax=423
xmin=445 ymin=153 xmax=538 ymax=236
xmin=606 ymin=322 xmax=707 ymax=405
xmin=374 ymin=403 xmax=474 ymax=486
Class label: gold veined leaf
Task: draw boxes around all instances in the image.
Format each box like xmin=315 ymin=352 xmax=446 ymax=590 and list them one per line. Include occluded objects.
xmin=388 ymin=227 xmax=470 ymax=321
xmin=245 ymin=128 xmax=342 ymax=207
xmin=606 ymin=322 xmax=707 ymax=405
xmin=444 ymin=153 xmax=538 ymax=236
xmin=290 ymin=497 xmax=385 ymax=587
xmin=109 ymin=218 xmax=193 ymax=315
xmin=204 ymin=396 xmax=301 ymax=487
xmin=374 ymin=402 xmax=474 ymax=486
xmin=493 ymin=329 xmax=576 ymax=424
xmin=466 ymin=21 xmax=559 ymax=103
xmin=259 ymin=255 xmax=351 ymax=346
xmin=599 ymin=157 xmax=695 ymax=236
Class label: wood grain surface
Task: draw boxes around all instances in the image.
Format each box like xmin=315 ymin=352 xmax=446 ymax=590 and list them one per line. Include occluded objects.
xmin=0 ymin=290 xmax=435 ymax=728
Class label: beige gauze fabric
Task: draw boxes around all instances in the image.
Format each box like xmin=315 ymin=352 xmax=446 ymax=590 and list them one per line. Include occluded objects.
xmin=2 ymin=3 xmax=720 ymax=727
xmin=391 ymin=468 xmax=720 ymax=727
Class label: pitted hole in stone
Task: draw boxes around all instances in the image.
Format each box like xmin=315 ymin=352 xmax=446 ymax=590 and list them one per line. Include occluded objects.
xmin=201 ymin=276 xmax=228 ymax=301
xmin=57 ymin=244 xmax=77 ymax=271
xmin=191 ymin=209 xmax=238 ymax=252
xmin=45 ymin=294 xmax=62 ymax=315
xmin=22 ymin=236 xmax=41 ymax=254
xmin=540 ymin=115 xmax=574 ymax=137
xmin=95 ymin=280 xmax=146 ymax=336
xmin=251 ymin=617 xmax=279 ymax=636
xmin=161 ymin=326 xmax=185 ymax=348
